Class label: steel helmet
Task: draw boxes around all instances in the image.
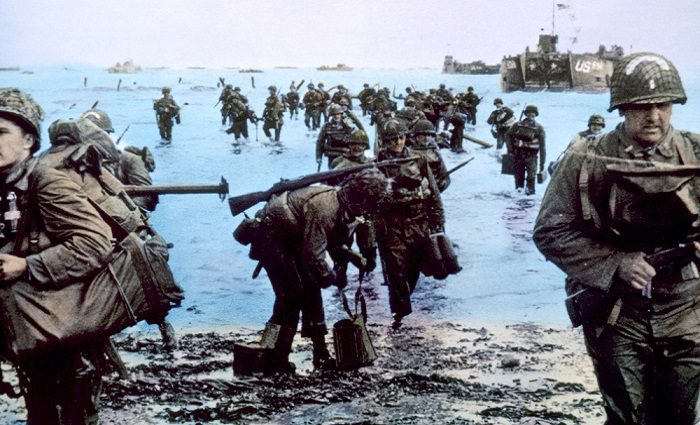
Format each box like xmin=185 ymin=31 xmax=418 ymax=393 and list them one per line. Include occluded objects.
xmin=493 ymin=97 xmax=504 ymax=106
xmin=0 ymin=88 xmax=45 ymax=140
xmin=328 ymin=104 xmax=343 ymax=115
xmin=524 ymin=105 xmax=539 ymax=116
xmin=308 ymin=83 xmax=315 ymax=89
xmin=162 ymin=86 xmax=171 ymax=94
xmin=268 ymin=85 xmax=277 ymax=92
xmin=608 ymin=52 xmax=686 ymax=112
xmin=81 ymin=108 xmax=115 ymax=133
xmin=413 ymin=119 xmax=436 ymax=136
xmin=587 ymin=114 xmax=605 ymax=127
xmin=349 ymin=129 xmax=370 ymax=148
xmin=382 ymin=120 xmax=408 ymax=142
xmin=225 ymin=84 xmax=233 ymax=89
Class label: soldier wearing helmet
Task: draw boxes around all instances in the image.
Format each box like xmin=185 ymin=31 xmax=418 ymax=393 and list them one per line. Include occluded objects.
xmin=153 ymin=87 xmax=180 ymax=143
xmin=548 ymin=113 xmax=607 ymax=175
xmin=411 ymin=119 xmax=450 ymax=192
xmin=534 ymin=52 xmax=700 ymax=424
xmin=302 ymin=84 xmax=323 ymax=130
xmin=375 ymin=119 xmax=446 ymax=328
xmin=316 ymin=83 xmax=331 ymax=124
xmin=315 ymin=103 xmax=357 ymax=169
xmin=455 ymin=86 xmax=480 ymax=125
xmin=487 ymin=98 xmax=515 ymax=150
xmin=357 ymin=83 xmax=377 ymax=117
xmin=505 ymin=104 xmax=546 ymax=195
xmin=261 ymin=89 xmax=285 ymax=143
xmin=0 ymin=88 xmax=114 ymax=424
xmin=331 ymin=85 xmax=353 ymax=111
xmin=219 ymin=84 xmax=236 ymax=125
xmin=81 ymin=108 xmax=115 ymax=133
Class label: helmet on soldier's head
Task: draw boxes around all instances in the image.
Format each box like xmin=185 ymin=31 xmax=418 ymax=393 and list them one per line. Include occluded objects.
xmin=234 ymin=86 xmax=241 ymax=91
xmin=338 ymin=168 xmax=390 ymax=216
xmin=349 ymin=129 xmax=370 ymax=148
xmin=413 ymin=119 xmax=436 ymax=136
xmin=162 ymin=87 xmax=171 ymax=94
xmin=467 ymin=86 xmax=474 ymax=92
xmin=225 ymin=84 xmax=233 ymax=89
xmin=406 ymin=87 xmax=412 ymax=93
xmin=268 ymin=85 xmax=277 ymax=92
xmin=493 ymin=97 xmax=503 ymax=106
xmin=318 ymin=82 xmax=325 ymax=88
xmin=308 ymin=83 xmax=315 ymax=89
xmin=382 ymin=87 xmax=390 ymax=94
xmin=0 ymin=88 xmax=45 ymax=143
xmin=405 ymin=97 xmax=416 ymax=107
xmin=524 ymin=105 xmax=539 ymax=116
xmin=363 ymin=83 xmax=369 ymax=88
xmin=382 ymin=119 xmax=408 ymax=142
xmin=588 ymin=114 xmax=606 ymax=127
xmin=337 ymin=85 xmax=345 ymax=90
xmin=439 ymin=83 xmax=446 ymax=89
xmin=81 ymin=109 xmax=114 ymax=133
xmin=328 ymin=104 xmax=343 ymax=115
xmin=608 ymin=52 xmax=686 ymax=112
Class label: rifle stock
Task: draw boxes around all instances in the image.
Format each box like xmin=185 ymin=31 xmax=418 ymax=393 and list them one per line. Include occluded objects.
xmin=228 ymin=156 xmax=418 ymax=217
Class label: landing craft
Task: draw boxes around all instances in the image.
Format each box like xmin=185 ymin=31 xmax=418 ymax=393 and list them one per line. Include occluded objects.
xmin=500 ymin=34 xmax=624 ymax=92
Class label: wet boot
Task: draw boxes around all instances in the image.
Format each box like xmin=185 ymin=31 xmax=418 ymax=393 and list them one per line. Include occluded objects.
xmin=310 ymin=334 xmax=336 ymax=370
xmin=261 ymin=322 xmax=296 ymax=375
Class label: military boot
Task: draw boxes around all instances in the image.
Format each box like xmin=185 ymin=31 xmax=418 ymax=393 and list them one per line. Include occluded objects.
xmin=260 ymin=322 xmax=296 ymax=375
xmin=158 ymin=320 xmax=177 ymax=350
xmin=310 ymin=334 xmax=336 ymax=370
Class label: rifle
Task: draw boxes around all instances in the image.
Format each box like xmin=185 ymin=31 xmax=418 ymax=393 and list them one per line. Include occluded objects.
xmin=91 ymin=100 xmax=100 ymax=109
xmin=296 ymin=79 xmax=305 ymax=91
xmin=446 ymin=157 xmax=474 ymax=175
xmin=114 ymin=124 xmax=130 ymax=145
xmin=228 ymin=156 xmax=419 ymax=217
xmin=123 ymin=177 xmax=229 ymax=201
xmin=214 ymin=99 xmax=221 ymax=108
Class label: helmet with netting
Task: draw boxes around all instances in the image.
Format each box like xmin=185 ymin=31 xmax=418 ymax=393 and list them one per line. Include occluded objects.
xmin=382 ymin=119 xmax=408 ymax=142
xmin=608 ymin=52 xmax=686 ymax=112
xmin=524 ymin=105 xmax=539 ymax=116
xmin=349 ymin=129 xmax=370 ymax=148
xmin=328 ymin=104 xmax=343 ymax=115
xmin=0 ymin=88 xmax=45 ymax=140
xmin=81 ymin=108 xmax=115 ymax=133
xmin=493 ymin=97 xmax=504 ymax=106
xmin=338 ymin=168 xmax=391 ymax=216
xmin=587 ymin=114 xmax=605 ymax=127
xmin=413 ymin=119 xmax=436 ymax=136
xmin=162 ymin=86 xmax=171 ymax=94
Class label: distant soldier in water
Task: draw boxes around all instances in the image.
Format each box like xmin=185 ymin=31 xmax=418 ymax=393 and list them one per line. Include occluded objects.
xmin=505 ymin=105 xmax=546 ymax=195
xmin=331 ymin=85 xmax=353 ymax=110
xmin=282 ymin=86 xmax=300 ymax=120
xmin=357 ymin=83 xmax=376 ymax=116
xmin=226 ymin=97 xmax=257 ymax=142
xmin=457 ymin=86 xmax=480 ymax=125
xmin=548 ymin=113 xmax=605 ymax=174
xmin=487 ymin=98 xmax=515 ymax=150
xmin=316 ymin=104 xmax=355 ymax=169
xmin=317 ymin=82 xmax=331 ymax=124
xmin=302 ymin=83 xmax=323 ymax=131
xmin=262 ymin=86 xmax=285 ymax=142
xmin=219 ymin=84 xmax=235 ymax=125
xmin=153 ymin=86 xmax=180 ymax=143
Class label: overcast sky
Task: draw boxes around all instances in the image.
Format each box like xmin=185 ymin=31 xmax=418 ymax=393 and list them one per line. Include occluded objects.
xmin=3 ymin=0 xmax=699 ymax=71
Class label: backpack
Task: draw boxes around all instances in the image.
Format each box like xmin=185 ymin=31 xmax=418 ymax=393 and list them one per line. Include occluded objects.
xmin=124 ymin=145 xmax=156 ymax=172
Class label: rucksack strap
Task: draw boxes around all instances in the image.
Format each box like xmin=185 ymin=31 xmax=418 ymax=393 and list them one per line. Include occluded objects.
xmin=578 ymin=138 xmax=600 ymax=229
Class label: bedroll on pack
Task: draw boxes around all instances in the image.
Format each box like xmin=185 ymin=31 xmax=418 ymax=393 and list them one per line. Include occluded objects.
xmin=333 ymin=287 xmax=377 ymax=369
xmin=0 ymin=232 xmax=184 ymax=360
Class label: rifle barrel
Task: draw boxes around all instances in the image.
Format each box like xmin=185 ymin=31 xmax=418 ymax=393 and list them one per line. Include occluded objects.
xmin=446 ymin=157 xmax=474 ymax=175
xmin=123 ymin=177 xmax=228 ymax=198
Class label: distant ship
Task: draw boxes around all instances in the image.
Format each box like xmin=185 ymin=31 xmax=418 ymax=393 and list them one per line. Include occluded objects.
xmin=442 ymin=57 xmax=499 ymax=74
xmin=500 ymin=34 xmax=624 ymax=92
xmin=317 ymin=64 xmax=353 ymax=71
xmin=0 ymin=67 xmax=20 ymax=72
xmin=107 ymin=59 xmax=142 ymax=74
xmin=239 ymin=68 xmax=263 ymax=73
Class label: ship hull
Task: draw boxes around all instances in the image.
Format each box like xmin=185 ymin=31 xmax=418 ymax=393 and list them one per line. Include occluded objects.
xmin=500 ymin=53 xmax=614 ymax=93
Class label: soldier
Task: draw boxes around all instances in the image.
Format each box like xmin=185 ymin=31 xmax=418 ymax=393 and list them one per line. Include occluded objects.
xmin=331 ymin=85 xmax=353 ymax=110
xmin=226 ymin=97 xmax=257 ymax=142
xmin=302 ymin=83 xmax=323 ymax=131
xmin=548 ymin=114 xmax=606 ymax=174
xmin=534 ymin=52 xmax=700 ymax=424
xmin=486 ymin=98 xmax=516 ymax=150
xmin=219 ymin=84 xmax=235 ymax=125
xmin=80 ymin=109 xmax=159 ymax=212
xmin=328 ymin=130 xmax=378 ymax=288
xmin=459 ymin=86 xmax=480 ymax=125
xmin=239 ymin=169 xmax=390 ymax=372
xmin=506 ymin=105 xmax=546 ymax=195
xmin=422 ymin=89 xmax=442 ymax=131
xmin=357 ymin=83 xmax=376 ymax=116
xmin=411 ymin=120 xmax=451 ymax=192
xmin=262 ymin=86 xmax=285 ymax=142
xmin=316 ymin=104 xmax=355 ymax=169
xmin=282 ymin=86 xmax=300 ymax=120
xmin=337 ymin=98 xmax=364 ymax=131
xmin=317 ymin=82 xmax=331 ymax=124
xmin=0 ymin=88 xmax=113 ymax=424
xmin=395 ymin=98 xmax=427 ymax=146
xmin=153 ymin=86 xmax=180 ymax=143
xmin=447 ymin=101 xmax=469 ymax=153
xmin=375 ymin=120 xmax=444 ymax=328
